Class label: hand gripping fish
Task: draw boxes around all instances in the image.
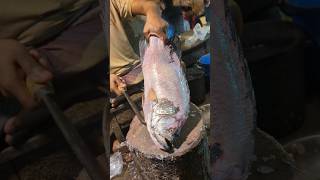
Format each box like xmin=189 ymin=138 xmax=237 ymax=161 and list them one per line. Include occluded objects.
xmin=140 ymin=36 xmax=190 ymax=151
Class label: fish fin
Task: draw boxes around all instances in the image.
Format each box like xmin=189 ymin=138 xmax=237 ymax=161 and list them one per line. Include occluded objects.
xmin=147 ymin=88 xmax=157 ymax=101
xmin=139 ymin=39 xmax=148 ymax=63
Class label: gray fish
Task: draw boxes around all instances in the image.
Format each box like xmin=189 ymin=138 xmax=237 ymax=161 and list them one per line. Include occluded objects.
xmin=211 ymin=0 xmax=256 ymax=179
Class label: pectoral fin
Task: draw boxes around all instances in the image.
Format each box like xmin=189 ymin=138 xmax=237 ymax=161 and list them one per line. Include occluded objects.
xmin=148 ymin=88 xmax=157 ymax=101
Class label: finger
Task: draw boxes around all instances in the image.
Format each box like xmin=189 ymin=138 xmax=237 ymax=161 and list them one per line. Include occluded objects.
xmin=113 ymin=89 xmax=123 ymax=96
xmin=29 ymin=49 xmax=41 ymax=59
xmin=118 ymin=77 xmax=127 ymax=84
xmin=16 ymin=50 xmax=52 ymax=83
xmin=0 ymin=88 xmax=9 ymax=97
xmin=29 ymin=49 xmax=51 ymax=70
xmin=117 ymin=84 xmax=126 ymax=93
xmin=38 ymin=57 xmax=52 ymax=70
xmin=4 ymin=109 xmax=34 ymax=135
xmin=158 ymin=31 xmax=167 ymax=42
xmin=145 ymin=27 xmax=167 ymax=42
xmin=144 ymin=30 xmax=151 ymax=40
xmin=8 ymin=78 xmax=37 ymax=109
xmin=115 ymin=77 xmax=123 ymax=85
xmin=4 ymin=116 xmax=19 ymax=134
xmin=5 ymin=134 xmax=13 ymax=145
xmin=118 ymin=85 xmax=126 ymax=93
xmin=5 ymin=131 xmax=30 ymax=147
xmin=115 ymin=77 xmax=127 ymax=89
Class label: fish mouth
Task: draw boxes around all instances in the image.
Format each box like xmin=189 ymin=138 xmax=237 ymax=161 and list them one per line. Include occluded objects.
xmin=152 ymin=131 xmax=177 ymax=152
xmin=150 ymin=116 xmax=179 ymax=152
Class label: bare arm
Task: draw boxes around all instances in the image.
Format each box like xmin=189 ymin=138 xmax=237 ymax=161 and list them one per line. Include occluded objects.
xmin=131 ymin=0 xmax=168 ymax=40
xmin=131 ymin=0 xmax=162 ymax=16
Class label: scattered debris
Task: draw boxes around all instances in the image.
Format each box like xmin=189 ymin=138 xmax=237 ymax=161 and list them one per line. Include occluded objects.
xmin=262 ymin=154 xmax=276 ymax=162
xmin=194 ymin=24 xmax=210 ymax=41
xmin=110 ymin=152 xmax=124 ymax=179
xmin=257 ymin=166 xmax=275 ymax=174
xmin=184 ymin=24 xmax=210 ymax=47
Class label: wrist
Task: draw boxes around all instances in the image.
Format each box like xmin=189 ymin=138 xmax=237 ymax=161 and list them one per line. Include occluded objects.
xmin=145 ymin=2 xmax=162 ymax=18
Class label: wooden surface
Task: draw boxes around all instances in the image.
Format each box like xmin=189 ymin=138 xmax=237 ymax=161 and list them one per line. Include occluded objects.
xmin=125 ymin=103 xmax=209 ymax=179
xmin=126 ymin=103 xmax=204 ymax=159
xmin=76 ymin=128 xmax=296 ymax=180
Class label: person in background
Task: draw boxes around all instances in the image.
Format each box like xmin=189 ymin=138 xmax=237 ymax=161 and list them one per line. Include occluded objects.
xmin=181 ymin=6 xmax=203 ymax=31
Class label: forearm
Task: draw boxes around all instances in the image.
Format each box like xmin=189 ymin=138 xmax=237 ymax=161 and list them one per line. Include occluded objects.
xmin=131 ymin=0 xmax=162 ymax=17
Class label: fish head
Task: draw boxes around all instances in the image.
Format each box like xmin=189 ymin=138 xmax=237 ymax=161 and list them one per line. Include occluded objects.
xmin=149 ymin=98 xmax=181 ymax=151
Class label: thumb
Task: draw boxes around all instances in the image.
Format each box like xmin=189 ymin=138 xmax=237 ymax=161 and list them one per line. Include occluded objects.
xmin=17 ymin=50 xmax=53 ymax=83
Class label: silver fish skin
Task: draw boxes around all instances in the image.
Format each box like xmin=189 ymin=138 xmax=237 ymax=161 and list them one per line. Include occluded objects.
xmin=211 ymin=0 xmax=256 ymax=180
xmin=141 ymin=36 xmax=190 ymax=151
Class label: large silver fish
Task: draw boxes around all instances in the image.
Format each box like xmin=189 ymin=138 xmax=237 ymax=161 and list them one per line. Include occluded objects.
xmin=211 ymin=0 xmax=255 ymax=180
xmin=141 ymin=36 xmax=190 ymax=151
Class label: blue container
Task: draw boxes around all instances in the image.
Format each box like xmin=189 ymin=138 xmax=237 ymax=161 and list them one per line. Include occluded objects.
xmin=287 ymin=0 xmax=320 ymax=46
xmin=167 ymin=24 xmax=175 ymax=40
xmin=199 ymin=53 xmax=210 ymax=77
xmin=199 ymin=53 xmax=210 ymax=91
xmin=288 ymin=0 xmax=320 ymax=8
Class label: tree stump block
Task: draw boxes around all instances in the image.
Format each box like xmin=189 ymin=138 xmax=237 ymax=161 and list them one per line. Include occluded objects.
xmin=126 ymin=103 xmax=209 ymax=180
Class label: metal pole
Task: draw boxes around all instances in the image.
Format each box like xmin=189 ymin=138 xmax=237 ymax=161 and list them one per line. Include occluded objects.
xmin=38 ymin=90 xmax=106 ymax=180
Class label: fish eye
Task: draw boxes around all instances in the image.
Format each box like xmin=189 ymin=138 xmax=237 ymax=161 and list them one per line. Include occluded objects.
xmin=167 ymin=128 xmax=175 ymax=134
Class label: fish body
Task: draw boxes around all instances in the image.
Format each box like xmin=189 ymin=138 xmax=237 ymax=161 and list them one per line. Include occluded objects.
xmin=211 ymin=1 xmax=255 ymax=179
xmin=141 ymin=36 xmax=190 ymax=151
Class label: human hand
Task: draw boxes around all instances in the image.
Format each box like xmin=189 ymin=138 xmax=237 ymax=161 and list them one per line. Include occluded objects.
xmin=143 ymin=4 xmax=168 ymax=41
xmin=0 ymin=39 xmax=53 ymax=109
xmin=110 ymin=74 xmax=126 ymax=96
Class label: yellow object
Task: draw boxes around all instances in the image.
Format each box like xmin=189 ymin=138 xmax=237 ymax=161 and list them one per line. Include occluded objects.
xmin=200 ymin=16 xmax=207 ymax=26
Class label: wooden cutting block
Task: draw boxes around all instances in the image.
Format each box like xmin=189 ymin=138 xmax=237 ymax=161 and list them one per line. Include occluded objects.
xmin=126 ymin=103 xmax=210 ymax=180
